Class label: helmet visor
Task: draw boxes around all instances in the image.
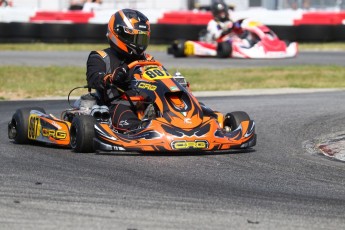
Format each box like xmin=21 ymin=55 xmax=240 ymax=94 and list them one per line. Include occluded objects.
xmin=118 ymin=26 xmax=150 ymax=47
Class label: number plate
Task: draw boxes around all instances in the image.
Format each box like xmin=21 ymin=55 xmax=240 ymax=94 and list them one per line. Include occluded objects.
xmin=142 ymin=66 xmax=172 ymax=80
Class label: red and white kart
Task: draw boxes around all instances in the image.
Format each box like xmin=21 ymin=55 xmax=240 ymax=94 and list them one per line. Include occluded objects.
xmin=167 ymin=18 xmax=298 ymax=59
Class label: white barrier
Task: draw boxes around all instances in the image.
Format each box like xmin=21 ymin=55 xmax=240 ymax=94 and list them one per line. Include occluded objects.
xmin=0 ymin=7 xmax=36 ymax=22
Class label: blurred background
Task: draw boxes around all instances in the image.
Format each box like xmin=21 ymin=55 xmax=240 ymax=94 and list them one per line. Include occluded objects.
xmin=3 ymin=0 xmax=345 ymax=11
xmin=0 ymin=0 xmax=345 ymax=43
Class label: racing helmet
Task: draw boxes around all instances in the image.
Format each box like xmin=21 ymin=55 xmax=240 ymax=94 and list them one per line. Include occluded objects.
xmin=107 ymin=9 xmax=150 ymax=57
xmin=211 ymin=0 xmax=229 ymax=22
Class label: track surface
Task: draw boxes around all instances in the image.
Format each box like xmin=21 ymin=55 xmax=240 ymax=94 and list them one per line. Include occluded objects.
xmin=1 ymin=92 xmax=345 ymax=229
xmin=1 ymin=51 xmax=345 ymax=229
xmin=1 ymin=50 xmax=345 ymax=68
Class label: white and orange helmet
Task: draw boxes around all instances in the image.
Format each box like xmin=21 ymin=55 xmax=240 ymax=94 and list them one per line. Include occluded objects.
xmin=107 ymin=9 xmax=150 ymax=57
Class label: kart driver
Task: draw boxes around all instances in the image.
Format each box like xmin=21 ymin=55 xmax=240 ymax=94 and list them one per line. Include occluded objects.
xmin=206 ymin=0 xmax=238 ymax=42
xmin=86 ymin=9 xmax=151 ymax=132
xmin=87 ymin=9 xmax=217 ymax=132
xmin=207 ymin=0 xmax=257 ymax=48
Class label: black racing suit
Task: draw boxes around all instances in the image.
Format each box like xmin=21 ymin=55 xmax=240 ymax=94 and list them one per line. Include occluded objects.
xmin=86 ymin=47 xmax=152 ymax=132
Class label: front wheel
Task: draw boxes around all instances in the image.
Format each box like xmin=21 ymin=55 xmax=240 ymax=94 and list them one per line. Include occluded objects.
xmin=223 ymin=111 xmax=250 ymax=132
xmin=217 ymin=41 xmax=232 ymax=58
xmin=70 ymin=115 xmax=96 ymax=153
xmin=8 ymin=107 xmax=46 ymax=144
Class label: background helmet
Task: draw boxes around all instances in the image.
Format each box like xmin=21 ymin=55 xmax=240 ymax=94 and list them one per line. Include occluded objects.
xmin=211 ymin=0 xmax=229 ymax=22
xmin=107 ymin=9 xmax=150 ymax=57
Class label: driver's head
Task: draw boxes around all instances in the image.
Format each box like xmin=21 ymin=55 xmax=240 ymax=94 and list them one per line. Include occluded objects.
xmin=211 ymin=0 xmax=229 ymax=22
xmin=107 ymin=9 xmax=150 ymax=58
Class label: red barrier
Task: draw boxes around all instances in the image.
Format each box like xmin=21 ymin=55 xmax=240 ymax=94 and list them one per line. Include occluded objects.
xmin=30 ymin=11 xmax=94 ymax=23
xmin=157 ymin=11 xmax=212 ymax=25
xmin=294 ymin=12 xmax=345 ymax=25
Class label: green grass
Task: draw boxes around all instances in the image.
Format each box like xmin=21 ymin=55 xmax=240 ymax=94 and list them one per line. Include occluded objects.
xmin=0 ymin=43 xmax=168 ymax=52
xmin=1 ymin=65 xmax=344 ymax=100
xmin=0 ymin=66 xmax=85 ymax=99
xmin=1 ymin=42 xmax=344 ymax=100
xmin=297 ymin=42 xmax=345 ymax=51
xmin=0 ymin=43 xmax=344 ymax=51
xmin=184 ymin=65 xmax=345 ymax=90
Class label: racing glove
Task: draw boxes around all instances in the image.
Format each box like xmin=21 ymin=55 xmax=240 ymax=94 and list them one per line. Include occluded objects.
xmin=103 ymin=64 xmax=130 ymax=86
xmin=111 ymin=64 xmax=130 ymax=84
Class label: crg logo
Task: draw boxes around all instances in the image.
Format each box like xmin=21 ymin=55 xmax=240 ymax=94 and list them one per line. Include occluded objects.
xmin=42 ymin=128 xmax=67 ymax=140
xmin=171 ymin=140 xmax=208 ymax=150
xmin=138 ymin=82 xmax=157 ymax=91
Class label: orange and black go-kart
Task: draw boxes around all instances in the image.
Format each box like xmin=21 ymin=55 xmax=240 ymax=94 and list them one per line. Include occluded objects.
xmin=8 ymin=60 xmax=256 ymax=153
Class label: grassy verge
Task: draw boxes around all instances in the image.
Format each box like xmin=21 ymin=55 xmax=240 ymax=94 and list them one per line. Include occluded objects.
xmin=0 ymin=43 xmax=345 ymax=51
xmin=1 ymin=65 xmax=344 ymax=100
xmin=0 ymin=66 xmax=86 ymax=100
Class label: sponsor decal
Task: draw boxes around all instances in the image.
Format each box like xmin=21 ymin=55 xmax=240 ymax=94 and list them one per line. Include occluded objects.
xmin=52 ymin=121 xmax=62 ymax=129
xmin=28 ymin=115 xmax=40 ymax=139
xmin=42 ymin=128 xmax=67 ymax=140
xmin=170 ymin=86 xmax=179 ymax=91
xmin=184 ymin=118 xmax=192 ymax=124
xmin=119 ymin=120 xmax=129 ymax=127
xmin=143 ymin=66 xmax=171 ymax=79
xmin=184 ymin=41 xmax=195 ymax=55
xmin=138 ymin=82 xmax=157 ymax=91
xmin=113 ymin=146 xmax=126 ymax=151
xmin=171 ymin=140 xmax=208 ymax=150
xmin=28 ymin=115 xmax=67 ymax=140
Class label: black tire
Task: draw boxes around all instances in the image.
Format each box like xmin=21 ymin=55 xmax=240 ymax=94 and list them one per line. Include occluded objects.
xmin=9 ymin=107 xmax=46 ymax=144
xmin=224 ymin=111 xmax=250 ymax=132
xmin=172 ymin=39 xmax=186 ymax=58
xmin=70 ymin=115 xmax=95 ymax=153
xmin=217 ymin=41 xmax=232 ymax=58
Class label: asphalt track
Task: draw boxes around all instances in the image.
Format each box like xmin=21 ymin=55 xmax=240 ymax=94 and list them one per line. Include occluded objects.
xmin=1 ymin=50 xmax=345 ymax=68
xmin=1 ymin=51 xmax=345 ymax=229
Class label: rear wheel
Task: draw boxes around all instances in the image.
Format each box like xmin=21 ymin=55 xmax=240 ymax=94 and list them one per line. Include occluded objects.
xmin=70 ymin=115 xmax=95 ymax=153
xmin=224 ymin=111 xmax=250 ymax=132
xmin=8 ymin=107 xmax=46 ymax=144
xmin=172 ymin=39 xmax=186 ymax=58
xmin=217 ymin=41 xmax=232 ymax=58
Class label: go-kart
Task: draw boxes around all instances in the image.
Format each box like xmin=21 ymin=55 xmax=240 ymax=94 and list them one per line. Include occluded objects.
xmin=8 ymin=60 xmax=256 ymax=153
xmin=168 ymin=18 xmax=298 ymax=59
